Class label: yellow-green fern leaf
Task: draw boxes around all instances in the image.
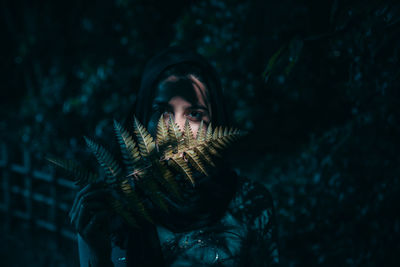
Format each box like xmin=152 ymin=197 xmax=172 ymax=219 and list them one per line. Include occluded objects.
xmin=153 ymin=161 xmax=181 ymax=200
xmin=167 ymin=115 xmax=182 ymax=145
xmin=194 ymin=146 xmax=215 ymax=167
xmin=113 ymin=120 xmax=141 ymax=175
xmin=137 ymin=177 xmax=169 ymax=213
xmin=204 ymin=142 xmax=221 ymax=157
xmin=156 ymin=115 xmax=169 ymax=149
xmin=133 ymin=116 xmax=156 ymax=157
xmin=206 ymin=123 xmax=213 ymax=142
xmin=169 ymin=156 xmax=195 ymax=185
xmin=218 ymin=126 xmax=224 ymax=138
xmin=196 ymin=120 xmax=206 ymax=143
xmin=120 ymin=180 xmax=153 ymax=223
xmin=110 ymin=198 xmax=138 ymax=228
xmin=212 ymin=126 xmax=221 ymax=140
xmin=183 ymin=118 xmax=196 ymax=148
xmin=84 ymin=136 xmax=122 ymax=184
xmin=223 ymin=127 xmax=229 ymax=136
xmin=185 ymin=150 xmax=208 ymax=176
xmin=46 ymin=157 xmax=99 ymax=186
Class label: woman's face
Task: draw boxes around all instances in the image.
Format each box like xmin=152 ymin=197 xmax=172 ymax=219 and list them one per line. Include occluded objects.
xmin=147 ymin=74 xmax=212 ymax=138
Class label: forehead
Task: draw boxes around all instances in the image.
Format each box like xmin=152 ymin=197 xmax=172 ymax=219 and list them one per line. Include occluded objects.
xmin=154 ymin=75 xmax=210 ymax=106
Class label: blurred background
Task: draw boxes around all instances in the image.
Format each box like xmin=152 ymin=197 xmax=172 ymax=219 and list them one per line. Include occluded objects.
xmin=1 ymin=0 xmax=400 ymax=266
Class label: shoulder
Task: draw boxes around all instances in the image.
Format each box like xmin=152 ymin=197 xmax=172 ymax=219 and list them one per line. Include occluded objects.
xmin=227 ymin=176 xmax=280 ymax=266
xmin=228 ymin=175 xmax=275 ymax=228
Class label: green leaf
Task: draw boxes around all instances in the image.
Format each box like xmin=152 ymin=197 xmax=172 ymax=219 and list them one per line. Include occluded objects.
xmin=113 ymin=120 xmax=141 ymax=175
xmin=84 ymin=136 xmax=122 ymax=184
xmin=46 ymin=157 xmax=98 ymax=186
xmin=133 ymin=116 xmax=156 ymax=158
xmin=156 ymin=114 xmax=169 ymax=149
xmin=169 ymin=156 xmax=195 ymax=185
xmin=183 ymin=118 xmax=195 ymax=148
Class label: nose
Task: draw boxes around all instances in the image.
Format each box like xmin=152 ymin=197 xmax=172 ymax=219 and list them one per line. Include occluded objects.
xmin=174 ymin=113 xmax=186 ymax=132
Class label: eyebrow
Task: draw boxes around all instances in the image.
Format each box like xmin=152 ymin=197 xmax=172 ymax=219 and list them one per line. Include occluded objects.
xmin=154 ymin=101 xmax=208 ymax=111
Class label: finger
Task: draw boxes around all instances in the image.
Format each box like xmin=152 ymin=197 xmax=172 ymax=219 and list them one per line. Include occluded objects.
xmin=69 ymin=187 xmax=111 ymax=220
xmin=74 ymin=202 xmax=109 ymax=232
xmin=69 ymin=183 xmax=106 ymax=218
xmin=80 ymin=210 xmax=110 ymax=237
xmin=70 ymin=201 xmax=106 ymax=226
xmin=70 ymin=190 xmax=111 ymax=226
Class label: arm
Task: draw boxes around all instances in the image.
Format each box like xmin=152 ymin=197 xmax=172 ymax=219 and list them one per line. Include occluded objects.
xmin=234 ymin=178 xmax=280 ymax=266
xmin=69 ymin=183 xmax=116 ymax=267
xmin=78 ymin=233 xmax=114 ymax=267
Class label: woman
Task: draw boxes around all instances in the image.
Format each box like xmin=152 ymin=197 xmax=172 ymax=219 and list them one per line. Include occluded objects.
xmin=70 ymin=46 xmax=279 ymax=266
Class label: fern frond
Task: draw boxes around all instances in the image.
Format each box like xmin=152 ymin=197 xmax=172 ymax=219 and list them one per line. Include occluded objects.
xmin=196 ymin=120 xmax=206 ymax=143
xmin=218 ymin=126 xmax=223 ymax=138
xmin=84 ymin=136 xmax=122 ymax=184
xmin=193 ymin=146 xmax=215 ymax=167
xmin=46 ymin=157 xmax=99 ymax=186
xmin=223 ymin=127 xmax=229 ymax=136
xmin=153 ymin=161 xmax=182 ymax=201
xmin=110 ymin=198 xmax=138 ymax=228
xmin=113 ymin=120 xmax=141 ymax=175
xmin=204 ymin=143 xmax=221 ymax=157
xmin=206 ymin=123 xmax=213 ymax=142
xmin=183 ymin=118 xmax=195 ymax=148
xmin=137 ymin=177 xmax=169 ymax=213
xmin=169 ymin=156 xmax=195 ymax=185
xmin=212 ymin=126 xmax=220 ymax=140
xmin=133 ymin=116 xmax=156 ymax=158
xmin=185 ymin=150 xmax=208 ymax=175
xmin=156 ymin=115 xmax=169 ymax=149
xmin=167 ymin=115 xmax=182 ymax=146
xmin=120 ymin=179 xmax=153 ymax=223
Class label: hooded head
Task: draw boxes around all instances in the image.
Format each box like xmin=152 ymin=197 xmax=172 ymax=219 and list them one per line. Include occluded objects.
xmin=128 ymin=45 xmax=231 ymax=133
xmin=124 ymin=46 xmax=237 ymax=233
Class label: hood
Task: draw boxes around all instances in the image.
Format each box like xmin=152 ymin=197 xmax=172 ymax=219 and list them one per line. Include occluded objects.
xmin=131 ymin=45 xmax=231 ymax=128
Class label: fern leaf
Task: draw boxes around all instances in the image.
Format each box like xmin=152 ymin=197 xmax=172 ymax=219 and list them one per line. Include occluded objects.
xmin=183 ymin=118 xmax=195 ymax=148
xmin=212 ymin=126 xmax=220 ymax=140
xmin=218 ymin=126 xmax=223 ymax=138
xmin=156 ymin=114 xmax=169 ymax=149
xmin=120 ymin=179 xmax=153 ymax=223
xmin=223 ymin=127 xmax=229 ymax=136
xmin=196 ymin=120 xmax=206 ymax=143
xmin=204 ymin=142 xmax=221 ymax=157
xmin=113 ymin=120 xmax=141 ymax=175
xmin=206 ymin=123 xmax=213 ymax=142
xmin=110 ymin=198 xmax=138 ymax=228
xmin=167 ymin=115 xmax=182 ymax=146
xmin=133 ymin=116 xmax=156 ymax=157
xmin=193 ymin=146 xmax=215 ymax=167
xmin=46 ymin=157 xmax=98 ymax=186
xmin=153 ymin=161 xmax=182 ymax=201
xmin=84 ymin=137 xmax=122 ymax=184
xmin=169 ymin=156 xmax=195 ymax=185
xmin=136 ymin=176 xmax=169 ymax=213
xmin=185 ymin=150 xmax=208 ymax=175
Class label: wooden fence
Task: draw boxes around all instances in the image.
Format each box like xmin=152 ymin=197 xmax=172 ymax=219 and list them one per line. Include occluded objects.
xmin=0 ymin=143 xmax=78 ymax=241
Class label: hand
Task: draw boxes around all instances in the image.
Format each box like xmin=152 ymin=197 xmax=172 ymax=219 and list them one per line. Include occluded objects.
xmin=69 ymin=182 xmax=114 ymax=254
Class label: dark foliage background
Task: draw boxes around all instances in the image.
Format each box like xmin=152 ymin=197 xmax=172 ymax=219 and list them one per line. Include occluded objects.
xmin=1 ymin=0 xmax=400 ymax=266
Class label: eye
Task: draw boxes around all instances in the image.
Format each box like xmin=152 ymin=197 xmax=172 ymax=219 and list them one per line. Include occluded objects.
xmin=187 ymin=110 xmax=204 ymax=121
xmin=153 ymin=104 xmax=172 ymax=117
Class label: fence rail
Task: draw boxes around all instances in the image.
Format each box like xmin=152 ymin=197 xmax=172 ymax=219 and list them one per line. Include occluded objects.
xmin=0 ymin=143 xmax=78 ymax=240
